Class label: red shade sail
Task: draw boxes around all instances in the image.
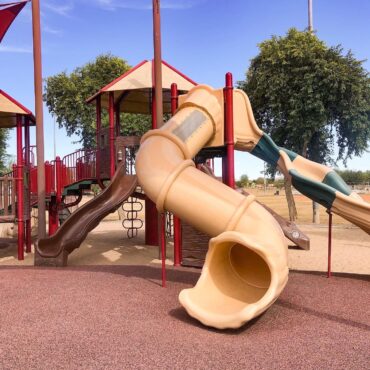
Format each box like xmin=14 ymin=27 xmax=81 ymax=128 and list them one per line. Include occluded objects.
xmin=0 ymin=1 xmax=28 ymax=43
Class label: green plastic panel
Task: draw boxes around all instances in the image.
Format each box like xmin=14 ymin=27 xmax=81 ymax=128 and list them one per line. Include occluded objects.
xmin=62 ymin=180 xmax=93 ymax=196
xmin=289 ymin=169 xmax=336 ymax=209
xmin=322 ymin=171 xmax=351 ymax=196
xmin=251 ymin=133 xmax=280 ymax=166
xmin=280 ymin=147 xmax=298 ymax=162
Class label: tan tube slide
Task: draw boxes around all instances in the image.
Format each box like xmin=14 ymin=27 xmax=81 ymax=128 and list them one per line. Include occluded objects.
xmin=136 ymin=85 xmax=289 ymax=329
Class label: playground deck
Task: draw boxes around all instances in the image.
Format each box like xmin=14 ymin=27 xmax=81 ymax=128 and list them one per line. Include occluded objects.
xmin=0 ymin=266 xmax=368 ymax=369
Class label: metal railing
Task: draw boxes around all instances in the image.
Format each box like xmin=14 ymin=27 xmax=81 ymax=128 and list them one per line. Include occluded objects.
xmin=25 ymin=148 xmax=98 ymax=201
xmin=0 ymin=169 xmax=17 ymax=221
xmin=61 ymin=149 xmax=97 ymax=187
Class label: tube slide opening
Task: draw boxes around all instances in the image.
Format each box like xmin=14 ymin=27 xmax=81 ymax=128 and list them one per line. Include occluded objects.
xmin=229 ymin=243 xmax=271 ymax=290
xmin=179 ymin=235 xmax=276 ymax=329
xmin=204 ymin=240 xmax=271 ymax=314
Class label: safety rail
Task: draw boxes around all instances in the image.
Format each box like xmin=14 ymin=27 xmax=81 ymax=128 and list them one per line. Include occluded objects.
xmin=76 ymin=150 xmax=97 ymax=182
xmin=0 ymin=168 xmax=17 ymax=221
xmin=27 ymin=148 xmax=98 ymax=202
xmin=62 ymin=149 xmax=97 ymax=187
xmin=23 ymin=145 xmax=37 ymax=166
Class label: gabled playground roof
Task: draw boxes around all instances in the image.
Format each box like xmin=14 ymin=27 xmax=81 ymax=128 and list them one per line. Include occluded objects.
xmin=0 ymin=89 xmax=35 ymax=127
xmin=86 ymin=60 xmax=197 ymax=114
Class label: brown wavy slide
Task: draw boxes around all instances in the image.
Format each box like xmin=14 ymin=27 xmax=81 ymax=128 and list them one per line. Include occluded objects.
xmin=35 ymin=162 xmax=137 ymax=266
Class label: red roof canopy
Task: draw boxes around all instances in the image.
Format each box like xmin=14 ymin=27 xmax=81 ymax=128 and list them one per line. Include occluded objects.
xmin=86 ymin=59 xmax=197 ymax=114
xmin=0 ymin=1 xmax=28 ymax=43
xmin=0 ymin=89 xmax=35 ymax=127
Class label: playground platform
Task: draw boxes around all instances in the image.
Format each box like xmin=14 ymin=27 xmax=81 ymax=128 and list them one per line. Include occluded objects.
xmin=0 ymin=265 xmax=368 ymax=369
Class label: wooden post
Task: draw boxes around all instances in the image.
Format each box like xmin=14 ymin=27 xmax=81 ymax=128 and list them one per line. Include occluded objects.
xmin=31 ymin=0 xmax=46 ymax=238
xmin=152 ymin=0 xmax=163 ymax=128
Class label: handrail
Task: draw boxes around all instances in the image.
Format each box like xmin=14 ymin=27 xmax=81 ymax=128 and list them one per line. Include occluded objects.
xmin=61 ymin=148 xmax=97 ymax=186
xmin=23 ymin=145 xmax=37 ymax=166
xmin=27 ymin=148 xmax=98 ymax=200
xmin=0 ymin=175 xmax=17 ymax=218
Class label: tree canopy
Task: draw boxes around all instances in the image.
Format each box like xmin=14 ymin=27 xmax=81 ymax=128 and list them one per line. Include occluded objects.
xmin=235 ymin=174 xmax=249 ymax=188
xmin=239 ymin=28 xmax=370 ymax=165
xmin=0 ymin=129 xmax=9 ymax=174
xmin=44 ymin=54 xmax=151 ymax=148
xmin=335 ymin=169 xmax=370 ymax=184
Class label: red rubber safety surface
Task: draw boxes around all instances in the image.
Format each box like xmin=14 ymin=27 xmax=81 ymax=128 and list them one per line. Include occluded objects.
xmin=0 ymin=266 xmax=368 ymax=370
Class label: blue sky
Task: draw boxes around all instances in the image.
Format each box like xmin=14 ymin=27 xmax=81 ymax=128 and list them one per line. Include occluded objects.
xmin=0 ymin=0 xmax=369 ymax=179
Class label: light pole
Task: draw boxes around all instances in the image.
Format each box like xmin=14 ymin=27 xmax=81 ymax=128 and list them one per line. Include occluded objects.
xmin=308 ymin=0 xmax=313 ymax=31
xmin=31 ymin=0 xmax=46 ymax=238
xmin=152 ymin=0 xmax=163 ymax=128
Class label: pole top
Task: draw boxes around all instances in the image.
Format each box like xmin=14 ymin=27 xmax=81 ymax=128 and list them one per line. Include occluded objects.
xmin=225 ymin=72 xmax=233 ymax=87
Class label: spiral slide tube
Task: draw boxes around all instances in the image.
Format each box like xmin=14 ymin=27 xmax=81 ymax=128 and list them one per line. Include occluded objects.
xmin=136 ymin=85 xmax=289 ymax=329
xmin=137 ymin=85 xmax=369 ymax=329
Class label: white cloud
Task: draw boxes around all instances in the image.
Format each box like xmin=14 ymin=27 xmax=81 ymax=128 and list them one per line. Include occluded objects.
xmin=43 ymin=1 xmax=74 ymax=17
xmin=43 ymin=25 xmax=63 ymax=36
xmin=92 ymin=0 xmax=206 ymax=11
xmin=0 ymin=45 xmax=32 ymax=53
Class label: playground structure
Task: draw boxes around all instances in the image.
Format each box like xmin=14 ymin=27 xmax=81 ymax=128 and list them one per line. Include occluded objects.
xmin=35 ymin=60 xmax=310 ymax=266
xmin=1 ymin=0 xmax=369 ymax=331
xmin=1 ymin=59 xmax=369 ymax=329
xmin=0 ymin=90 xmax=35 ymax=259
xmin=0 ymin=61 xmax=370 ymax=328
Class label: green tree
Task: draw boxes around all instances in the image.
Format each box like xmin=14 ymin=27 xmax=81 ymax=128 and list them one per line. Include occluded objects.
xmin=236 ymin=174 xmax=249 ymax=188
xmin=0 ymin=129 xmax=9 ymax=174
xmin=44 ymin=54 xmax=151 ymax=148
xmin=336 ymin=169 xmax=370 ymax=184
xmin=254 ymin=177 xmax=265 ymax=185
xmin=239 ymin=28 xmax=370 ymax=221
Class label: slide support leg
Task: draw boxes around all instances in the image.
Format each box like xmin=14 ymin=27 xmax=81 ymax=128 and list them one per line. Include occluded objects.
xmin=327 ymin=211 xmax=332 ymax=278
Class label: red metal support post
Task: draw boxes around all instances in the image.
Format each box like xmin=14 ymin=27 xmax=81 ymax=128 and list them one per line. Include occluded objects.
xmin=161 ymin=213 xmax=166 ymax=287
xmin=171 ymin=83 xmax=182 ymax=266
xmin=115 ymin=103 xmax=121 ymax=138
xmin=48 ymin=198 xmax=58 ymax=236
xmin=16 ymin=115 xmax=24 ymax=260
xmin=55 ymin=156 xmax=62 ymax=202
xmin=109 ymin=92 xmax=115 ymax=178
xmin=224 ymin=72 xmax=235 ymax=189
xmin=24 ymin=117 xmax=31 ymax=253
xmin=327 ymin=211 xmax=332 ymax=278
xmin=151 ymin=87 xmax=157 ymax=129
xmin=45 ymin=161 xmax=57 ymax=236
xmin=221 ymin=158 xmax=227 ymax=184
xmin=48 ymin=156 xmax=62 ymax=236
xmin=45 ymin=161 xmax=51 ymax=194
xmin=95 ymin=96 xmax=105 ymax=188
xmin=144 ymin=87 xmax=160 ymax=246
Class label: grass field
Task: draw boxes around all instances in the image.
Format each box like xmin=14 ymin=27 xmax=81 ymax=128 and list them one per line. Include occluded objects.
xmin=247 ymin=188 xmax=369 ymax=225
